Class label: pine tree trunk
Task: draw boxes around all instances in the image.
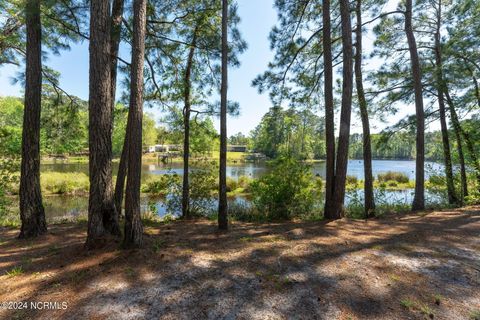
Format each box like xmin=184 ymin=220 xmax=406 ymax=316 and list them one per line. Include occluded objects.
xmin=322 ymin=0 xmax=336 ymax=218
xmin=114 ymin=136 xmax=128 ymax=217
xmin=19 ymin=0 xmax=47 ymax=238
xmin=182 ymin=112 xmax=190 ymax=218
xmin=404 ymin=0 xmax=425 ymax=211
xmin=182 ymin=27 xmax=198 ymax=219
xmin=86 ymin=0 xmax=117 ymax=248
xmin=450 ymin=113 xmax=468 ymax=203
xmin=473 ymin=74 xmax=480 ymax=109
xmin=110 ymin=0 xmax=127 ymax=220
xmin=445 ymin=90 xmax=480 ymax=193
xmin=330 ymin=0 xmax=354 ymax=219
xmin=354 ymin=0 xmax=375 ymax=218
xmin=218 ymin=0 xmax=229 ymax=230
xmin=123 ymin=0 xmax=147 ymax=248
xmin=434 ymin=3 xmax=457 ymax=205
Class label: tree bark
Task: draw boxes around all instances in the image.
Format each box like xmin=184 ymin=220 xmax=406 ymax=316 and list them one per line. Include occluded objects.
xmin=434 ymin=2 xmax=458 ymax=205
xmin=181 ymin=26 xmax=199 ymax=219
xmin=404 ymin=0 xmax=425 ymax=211
xmin=123 ymin=0 xmax=147 ymax=248
xmin=354 ymin=0 xmax=375 ymax=218
xmin=19 ymin=0 xmax=47 ymax=238
xmin=86 ymin=0 xmax=118 ymax=248
xmin=110 ymin=0 xmax=127 ymax=221
xmin=447 ymin=96 xmax=468 ymax=202
xmin=445 ymin=89 xmax=480 ymax=193
xmin=114 ymin=135 xmax=128 ymax=217
xmin=329 ymin=0 xmax=354 ymax=219
xmin=322 ymin=0 xmax=336 ymax=218
xmin=218 ymin=0 xmax=229 ymax=230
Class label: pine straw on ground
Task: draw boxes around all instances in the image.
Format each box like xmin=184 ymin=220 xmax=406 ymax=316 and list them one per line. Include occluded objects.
xmin=0 ymin=206 xmax=479 ymax=320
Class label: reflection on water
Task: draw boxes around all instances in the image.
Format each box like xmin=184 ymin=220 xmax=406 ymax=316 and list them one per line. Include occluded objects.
xmin=40 ymin=159 xmax=447 ymax=222
xmin=41 ymin=159 xmax=444 ymax=180
xmin=44 ymin=189 xmax=446 ymax=222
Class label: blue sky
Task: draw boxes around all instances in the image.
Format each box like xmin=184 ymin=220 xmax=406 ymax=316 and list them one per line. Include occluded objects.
xmin=0 ymin=0 xmax=432 ymax=135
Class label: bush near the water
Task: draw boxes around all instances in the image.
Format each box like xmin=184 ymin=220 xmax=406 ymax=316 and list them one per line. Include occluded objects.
xmin=250 ymin=156 xmax=320 ymax=220
xmin=142 ymin=174 xmax=180 ymax=195
xmin=41 ymin=172 xmax=89 ymax=194
xmin=377 ymin=171 xmax=409 ymax=184
xmin=0 ymin=157 xmax=18 ymax=207
xmin=166 ymin=161 xmax=217 ymax=216
xmin=226 ymin=176 xmax=253 ymax=194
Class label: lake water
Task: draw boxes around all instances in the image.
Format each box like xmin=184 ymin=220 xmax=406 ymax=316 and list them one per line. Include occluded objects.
xmin=40 ymin=159 xmax=447 ymax=221
xmin=41 ymin=159 xmax=445 ymax=180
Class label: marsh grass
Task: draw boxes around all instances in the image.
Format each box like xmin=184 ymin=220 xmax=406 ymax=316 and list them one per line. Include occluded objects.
xmin=41 ymin=172 xmax=89 ymax=195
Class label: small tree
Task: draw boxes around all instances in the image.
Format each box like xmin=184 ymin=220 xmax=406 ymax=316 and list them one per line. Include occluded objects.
xmin=250 ymin=157 xmax=319 ymax=220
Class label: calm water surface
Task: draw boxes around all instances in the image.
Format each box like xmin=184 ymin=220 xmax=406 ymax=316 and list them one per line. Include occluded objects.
xmin=41 ymin=159 xmax=444 ymax=180
xmin=40 ymin=159 xmax=446 ymax=221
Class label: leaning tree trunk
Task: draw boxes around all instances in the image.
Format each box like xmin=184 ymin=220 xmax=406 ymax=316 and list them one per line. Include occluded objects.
xmin=434 ymin=3 xmax=458 ymax=205
xmin=123 ymin=0 xmax=147 ymax=248
xmin=322 ymin=0 xmax=336 ymax=218
xmin=218 ymin=0 xmax=229 ymax=230
xmin=448 ymin=106 xmax=468 ymax=202
xmin=354 ymin=0 xmax=375 ymax=218
xmin=19 ymin=0 xmax=47 ymax=238
xmin=86 ymin=0 xmax=119 ymax=248
xmin=445 ymin=89 xmax=480 ymax=194
xmin=404 ymin=0 xmax=425 ymax=211
xmin=181 ymin=27 xmax=198 ymax=219
xmin=330 ymin=0 xmax=354 ymax=219
xmin=110 ymin=0 xmax=127 ymax=220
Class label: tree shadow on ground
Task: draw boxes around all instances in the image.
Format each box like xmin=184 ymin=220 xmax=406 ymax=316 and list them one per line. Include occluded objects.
xmin=0 ymin=206 xmax=479 ymax=319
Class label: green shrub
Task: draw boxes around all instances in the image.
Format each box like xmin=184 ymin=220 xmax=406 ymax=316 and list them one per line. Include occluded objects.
xmin=428 ymin=174 xmax=445 ymax=186
xmin=377 ymin=171 xmax=409 ymax=184
xmin=346 ymin=175 xmax=358 ymax=185
xmin=387 ymin=181 xmax=398 ymax=187
xmin=226 ymin=177 xmax=238 ymax=192
xmin=226 ymin=176 xmax=253 ymax=194
xmin=142 ymin=174 xmax=180 ymax=195
xmin=40 ymin=172 xmax=89 ymax=194
xmin=227 ymin=200 xmax=263 ymax=222
xmin=166 ymin=161 xmax=217 ymax=216
xmin=0 ymin=157 xmax=19 ymax=217
xmin=250 ymin=156 xmax=320 ymax=220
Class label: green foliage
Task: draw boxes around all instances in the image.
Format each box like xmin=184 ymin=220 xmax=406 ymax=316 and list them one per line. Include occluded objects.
xmin=400 ymin=298 xmax=415 ymax=309
xmin=152 ymin=238 xmax=166 ymax=253
xmin=228 ymin=132 xmax=251 ymax=147
xmin=349 ymin=131 xmax=446 ymax=161
xmin=5 ymin=266 xmax=24 ymax=277
xmin=40 ymin=88 xmax=88 ymax=155
xmin=142 ymin=174 xmax=181 ymax=195
xmin=161 ymin=109 xmax=219 ymax=155
xmin=166 ymin=161 xmax=217 ymax=216
xmin=40 ymin=172 xmax=89 ymax=195
xmin=227 ymin=201 xmax=264 ymax=222
xmin=250 ymin=106 xmax=325 ymax=159
xmin=226 ymin=175 xmax=252 ymax=194
xmin=0 ymin=123 xmax=20 ymax=225
xmin=377 ymin=171 xmax=409 ymax=184
xmin=250 ymin=157 xmax=320 ymax=220
xmin=112 ymin=105 xmax=159 ymax=156
xmin=470 ymin=309 xmax=480 ymax=320
xmin=0 ymin=97 xmax=23 ymax=155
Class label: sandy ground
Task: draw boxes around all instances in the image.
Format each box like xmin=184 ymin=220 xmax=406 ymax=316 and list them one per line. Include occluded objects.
xmin=0 ymin=206 xmax=479 ymax=320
